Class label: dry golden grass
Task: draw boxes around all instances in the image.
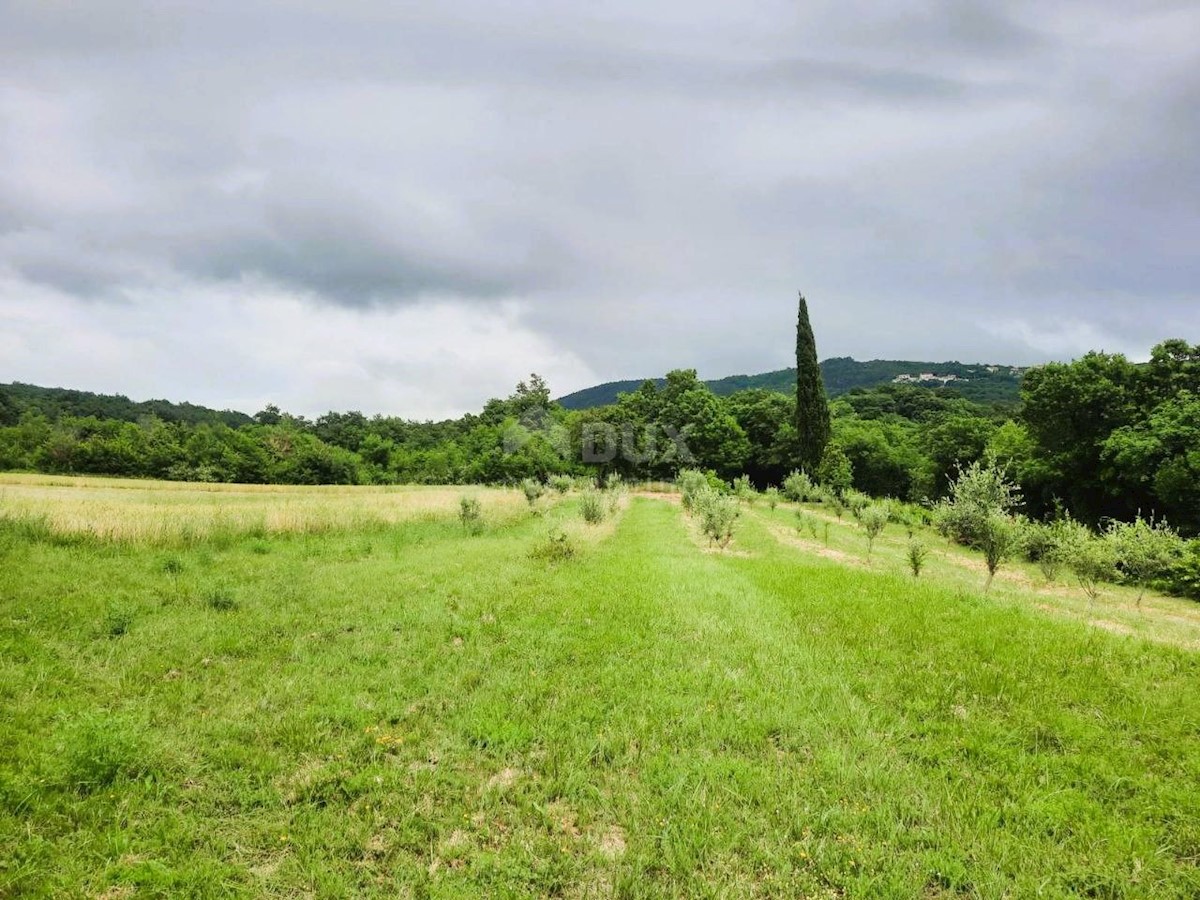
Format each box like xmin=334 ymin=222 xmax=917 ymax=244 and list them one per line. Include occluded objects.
xmin=0 ymin=473 xmax=526 ymax=543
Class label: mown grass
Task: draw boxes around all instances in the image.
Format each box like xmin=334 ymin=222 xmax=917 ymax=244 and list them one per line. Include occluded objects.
xmin=1 ymin=482 xmax=1198 ymax=897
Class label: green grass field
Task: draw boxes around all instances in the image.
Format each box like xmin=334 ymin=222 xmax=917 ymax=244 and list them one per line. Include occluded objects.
xmin=2 ymin=477 xmax=1199 ymax=897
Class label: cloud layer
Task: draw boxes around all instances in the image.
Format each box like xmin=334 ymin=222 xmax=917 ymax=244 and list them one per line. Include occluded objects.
xmin=2 ymin=1 xmax=1197 ymax=416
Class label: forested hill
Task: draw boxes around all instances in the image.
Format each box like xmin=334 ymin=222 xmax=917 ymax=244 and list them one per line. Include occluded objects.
xmin=0 ymin=382 xmax=253 ymax=428
xmin=557 ymin=357 xmax=1027 ymax=409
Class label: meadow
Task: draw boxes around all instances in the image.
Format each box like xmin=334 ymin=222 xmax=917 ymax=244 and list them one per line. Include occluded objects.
xmin=1 ymin=475 xmax=1199 ymax=897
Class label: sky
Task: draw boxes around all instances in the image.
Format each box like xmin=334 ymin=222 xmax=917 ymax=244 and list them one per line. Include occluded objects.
xmin=1 ymin=1 xmax=1197 ymax=419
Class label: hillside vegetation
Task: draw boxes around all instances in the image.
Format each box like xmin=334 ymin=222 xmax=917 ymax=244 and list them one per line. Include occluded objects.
xmin=555 ymin=357 xmax=1025 ymax=410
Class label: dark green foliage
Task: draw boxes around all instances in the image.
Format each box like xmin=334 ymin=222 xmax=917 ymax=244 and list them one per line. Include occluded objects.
xmin=794 ymin=293 xmax=831 ymax=473
xmin=0 ymin=381 xmax=252 ymax=428
xmin=1164 ymin=541 xmax=1200 ymax=599
xmin=816 ymin=444 xmax=854 ymax=497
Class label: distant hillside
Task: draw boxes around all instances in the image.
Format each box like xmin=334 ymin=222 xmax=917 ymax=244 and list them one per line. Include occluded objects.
xmin=0 ymin=382 xmax=253 ymax=428
xmin=556 ymin=357 xmax=1026 ymax=409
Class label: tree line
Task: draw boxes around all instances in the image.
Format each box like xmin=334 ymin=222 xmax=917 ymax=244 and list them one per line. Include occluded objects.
xmin=2 ymin=341 xmax=1198 ymax=533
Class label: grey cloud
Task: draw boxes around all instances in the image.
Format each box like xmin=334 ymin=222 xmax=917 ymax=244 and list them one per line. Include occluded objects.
xmin=1 ymin=0 xmax=1198 ymax=413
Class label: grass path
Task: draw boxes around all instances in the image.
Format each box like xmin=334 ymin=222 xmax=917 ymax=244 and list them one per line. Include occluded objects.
xmin=2 ymin=495 xmax=1199 ymax=896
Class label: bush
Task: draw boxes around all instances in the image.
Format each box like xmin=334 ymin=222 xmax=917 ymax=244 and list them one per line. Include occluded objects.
xmin=1023 ymin=520 xmax=1070 ymax=582
xmin=860 ymin=504 xmax=889 ymax=557
xmin=605 ymin=484 xmax=625 ymax=517
xmin=678 ymin=469 xmax=710 ymax=512
xmin=907 ymin=539 xmax=929 ymax=577
xmin=796 ymin=510 xmax=818 ymax=540
xmin=459 ymin=496 xmax=484 ymax=535
xmin=733 ymin=475 xmax=757 ymax=505
xmin=782 ymin=470 xmax=816 ymax=503
xmin=521 ymin=478 xmax=545 ymax=507
xmin=1061 ymin=522 xmax=1117 ymax=601
xmin=579 ymin=489 xmax=606 ymax=525
xmin=1106 ymin=516 xmax=1185 ymax=605
xmin=935 ymin=461 xmax=1022 ymax=547
xmin=530 ymin=527 xmax=576 ymax=562
xmin=827 ymin=492 xmax=847 ymax=520
xmin=695 ymin=488 xmax=740 ymax=548
xmin=845 ymin=490 xmax=871 ymax=522
xmin=979 ymin=514 xmax=1025 ymax=591
xmin=764 ymin=487 xmax=780 ymax=510
xmin=1164 ymin=540 xmax=1200 ymax=600
xmin=549 ymin=475 xmax=574 ymax=494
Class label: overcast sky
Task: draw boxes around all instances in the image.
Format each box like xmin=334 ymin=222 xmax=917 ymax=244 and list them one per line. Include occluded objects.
xmin=1 ymin=1 xmax=1197 ymax=419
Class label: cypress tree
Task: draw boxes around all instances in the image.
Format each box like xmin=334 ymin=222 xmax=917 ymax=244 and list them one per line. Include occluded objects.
xmin=795 ymin=292 xmax=831 ymax=472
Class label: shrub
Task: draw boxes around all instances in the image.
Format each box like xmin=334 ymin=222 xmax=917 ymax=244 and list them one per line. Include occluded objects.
xmin=764 ymin=487 xmax=780 ymax=510
xmin=782 ymin=470 xmax=816 ymax=503
xmin=978 ymin=514 xmax=1025 ymax=591
xmin=678 ymin=469 xmax=710 ymax=512
xmin=845 ymin=490 xmax=871 ymax=522
xmin=1164 ymin=540 xmax=1200 ymax=600
xmin=1061 ymin=522 xmax=1118 ymax=602
xmin=1106 ymin=516 xmax=1185 ymax=606
xmin=827 ymin=493 xmax=847 ymax=520
xmin=1023 ymin=520 xmax=1069 ymax=582
xmin=606 ymin=484 xmax=625 ymax=517
xmin=733 ymin=475 xmax=757 ymax=505
xmin=907 ymin=539 xmax=929 ymax=578
xmin=549 ymin=475 xmax=574 ymax=494
xmin=796 ymin=510 xmax=818 ymax=540
xmin=935 ymin=461 xmax=1022 ymax=548
xmin=522 ymin=478 xmax=545 ymax=507
xmin=459 ymin=496 xmax=484 ymax=535
xmin=860 ymin=504 xmax=890 ymax=557
xmin=579 ymin=489 xmax=606 ymax=525
xmin=695 ymin=488 xmax=740 ymax=548
xmin=530 ymin=527 xmax=576 ymax=562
